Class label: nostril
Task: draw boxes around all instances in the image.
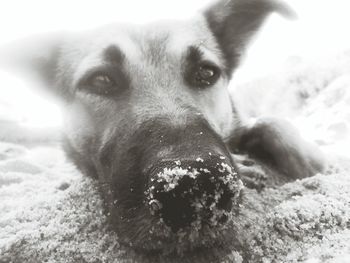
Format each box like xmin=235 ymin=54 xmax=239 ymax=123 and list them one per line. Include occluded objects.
xmin=145 ymin=159 xmax=243 ymax=233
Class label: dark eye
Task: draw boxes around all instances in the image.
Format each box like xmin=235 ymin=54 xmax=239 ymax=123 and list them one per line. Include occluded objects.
xmin=91 ymin=74 xmax=114 ymax=88
xmin=78 ymin=66 xmax=130 ymax=97
xmin=78 ymin=71 xmax=120 ymax=96
xmin=86 ymin=73 xmax=116 ymax=95
xmin=187 ymin=62 xmax=221 ymax=88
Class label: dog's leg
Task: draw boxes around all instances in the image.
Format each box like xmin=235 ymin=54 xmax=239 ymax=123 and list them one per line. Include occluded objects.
xmin=229 ymin=118 xmax=325 ymax=184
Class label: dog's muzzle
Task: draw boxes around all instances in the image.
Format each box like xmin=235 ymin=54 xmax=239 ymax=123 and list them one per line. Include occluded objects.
xmin=145 ymin=155 xmax=243 ymax=233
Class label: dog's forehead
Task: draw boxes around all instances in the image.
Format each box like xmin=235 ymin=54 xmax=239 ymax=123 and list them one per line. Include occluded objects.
xmin=132 ymin=18 xmax=216 ymax=59
xmin=64 ymin=16 xmax=221 ymax=83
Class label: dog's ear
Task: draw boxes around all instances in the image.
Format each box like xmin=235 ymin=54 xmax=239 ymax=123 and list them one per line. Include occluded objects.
xmin=203 ymin=0 xmax=295 ymax=75
xmin=0 ymin=32 xmax=67 ymax=97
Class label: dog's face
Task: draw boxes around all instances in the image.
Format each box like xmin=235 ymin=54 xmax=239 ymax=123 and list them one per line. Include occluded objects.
xmin=62 ymin=19 xmax=241 ymax=253
xmin=1 ymin=0 xmax=292 ymax=255
xmin=62 ymin=20 xmax=235 ymax=142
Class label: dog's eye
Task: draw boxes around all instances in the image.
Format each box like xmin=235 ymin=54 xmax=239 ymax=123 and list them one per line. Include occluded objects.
xmin=78 ymin=72 xmax=118 ymax=96
xmin=187 ymin=62 xmax=221 ymax=88
xmin=87 ymin=73 xmax=116 ymax=95
xmin=91 ymin=74 xmax=114 ymax=88
xmin=78 ymin=66 xmax=130 ymax=97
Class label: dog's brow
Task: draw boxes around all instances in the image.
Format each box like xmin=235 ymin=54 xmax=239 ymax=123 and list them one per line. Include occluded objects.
xmin=187 ymin=46 xmax=203 ymax=64
xmin=103 ymin=45 xmax=125 ymax=65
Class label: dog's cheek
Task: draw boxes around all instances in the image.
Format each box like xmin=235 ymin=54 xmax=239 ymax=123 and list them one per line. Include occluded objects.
xmin=196 ymin=81 xmax=237 ymax=140
xmin=63 ymin=101 xmax=98 ymax=154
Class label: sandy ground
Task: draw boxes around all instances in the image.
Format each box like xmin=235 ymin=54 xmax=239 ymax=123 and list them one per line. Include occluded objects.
xmin=0 ymin=51 xmax=350 ymax=262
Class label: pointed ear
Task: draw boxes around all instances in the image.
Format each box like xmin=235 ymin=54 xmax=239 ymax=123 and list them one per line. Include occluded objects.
xmin=203 ymin=0 xmax=296 ymax=75
xmin=0 ymin=32 xmax=67 ymax=94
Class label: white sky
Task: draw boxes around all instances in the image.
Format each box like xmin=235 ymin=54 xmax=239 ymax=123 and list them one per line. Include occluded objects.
xmin=0 ymin=0 xmax=349 ymax=127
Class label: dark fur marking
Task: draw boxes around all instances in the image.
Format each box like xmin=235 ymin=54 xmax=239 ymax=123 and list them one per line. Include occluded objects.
xmin=102 ymin=115 xmax=234 ymax=224
xmin=183 ymin=46 xmax=203 ymax=87
xmin=184 ymin=46 xmax=204 ymax=79
xmin=187 ymin=46 xmax=204 ymax=64
xmin=103 ymin=45 xmax=125 ymax=65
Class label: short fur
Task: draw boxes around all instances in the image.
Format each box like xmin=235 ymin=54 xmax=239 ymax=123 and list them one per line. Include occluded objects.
xmin=0 ymin=0 xmax=323 ymax=261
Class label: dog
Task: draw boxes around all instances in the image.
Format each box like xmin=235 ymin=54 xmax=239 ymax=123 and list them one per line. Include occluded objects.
xmin=0 ymin=0 xmax=325 ymax=261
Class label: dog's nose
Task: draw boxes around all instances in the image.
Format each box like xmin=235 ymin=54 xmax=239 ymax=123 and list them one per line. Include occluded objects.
xmin=145 ymin=155 xmax=243 ymax=232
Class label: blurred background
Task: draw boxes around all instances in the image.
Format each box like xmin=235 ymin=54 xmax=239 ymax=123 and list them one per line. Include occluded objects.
xmin=0 ymin=0 xmax=349 ymax=155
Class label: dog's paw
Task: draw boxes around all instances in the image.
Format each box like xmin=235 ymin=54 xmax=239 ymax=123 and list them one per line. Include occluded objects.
xmin=233 ymin=154 xmax=267 ymax=192
xmin=237 ymin=118 xmax=326 ymax=179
